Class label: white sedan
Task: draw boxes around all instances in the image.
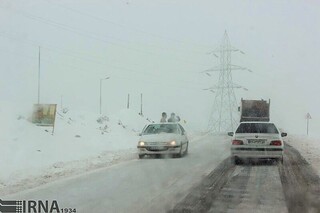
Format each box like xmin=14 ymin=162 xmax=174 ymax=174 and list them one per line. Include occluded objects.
xmin=228 ymin=122 xmax=287 ymax=164
xmin=137 ymin=123 xmax=189 ymax=158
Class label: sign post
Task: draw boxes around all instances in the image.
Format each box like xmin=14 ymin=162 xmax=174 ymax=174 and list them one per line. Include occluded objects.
xmin=306 ymin=113 xmax=312 ymax=136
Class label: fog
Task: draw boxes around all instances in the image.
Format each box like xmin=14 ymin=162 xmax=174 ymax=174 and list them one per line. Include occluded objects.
xmin=1 ymin=0 xmax=319 ymax=135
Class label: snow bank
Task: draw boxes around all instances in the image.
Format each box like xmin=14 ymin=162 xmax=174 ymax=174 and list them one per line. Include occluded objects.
xmin=286 ymin=135 xmax=320 ymax=177
xmin=0 ymin=103 xmax=152 ymax=194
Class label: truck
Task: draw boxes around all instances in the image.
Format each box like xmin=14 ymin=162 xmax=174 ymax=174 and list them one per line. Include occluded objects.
xmin=239 ymin=98 xmax=270 ymax=122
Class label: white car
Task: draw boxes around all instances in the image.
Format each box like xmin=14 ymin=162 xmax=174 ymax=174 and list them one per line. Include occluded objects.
xmin=228 ymin=122 xmax=287 ymax=164
xmin=137 ymin=123 xmax=189 ymax=158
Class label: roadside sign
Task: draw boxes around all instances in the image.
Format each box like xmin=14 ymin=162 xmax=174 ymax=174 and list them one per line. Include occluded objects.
xmin=306 ymin=113 xmax=312 ymax=119
xmin=32 ymin=104 xmax=57 ymax=134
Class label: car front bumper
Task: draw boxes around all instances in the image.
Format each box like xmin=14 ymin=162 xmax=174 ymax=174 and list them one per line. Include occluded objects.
xmin=137 ymin=146 xmax=181 ymax=155
xmin=231 ymin=147 xmax=283 ymax=159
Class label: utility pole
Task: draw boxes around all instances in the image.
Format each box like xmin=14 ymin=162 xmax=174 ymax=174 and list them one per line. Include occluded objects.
xmin=60 ymin=95 xmax=63 ymax=110
xmin=38 ymin=46 xmax=41 ymax=104
xmin=203 ymin=31 xmax=251 ymax=133
xmin=127 ymin=94 xmax=130 ymax=109
xmin=99 ymin=77 xmax=110 ymax=114
xmin=140 ymin=93 xmax=143 ymax=116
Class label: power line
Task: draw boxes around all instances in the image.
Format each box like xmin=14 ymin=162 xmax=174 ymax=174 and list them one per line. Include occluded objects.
xmin=0 ymin=31 xmax=131 ymax=66
xmin=0 ymin=31 xmax=204 ymax=86
xmin=0 ymin=5 xmax=209 ymax=68
xmin=0 ymin=46 xmax=205 ymax=91
xmin=43 ymin=0 xmax=213 ymax=52
xmin=0 ymin=32 xmax=137 ymax=73
xmin=0 ymin=46 xmax=104 ymax=75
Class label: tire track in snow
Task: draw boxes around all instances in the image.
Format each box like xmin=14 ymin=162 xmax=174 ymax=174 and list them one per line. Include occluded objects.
xmin=168 ymin=157 xmax=237 ymax=212
xmin=279 ymin=144 xmax=320 ymax=213
xmin=169 ymin=143 xmax=320 ymax=213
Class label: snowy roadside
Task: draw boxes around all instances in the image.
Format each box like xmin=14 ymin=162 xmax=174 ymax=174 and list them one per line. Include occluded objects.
xmin=0 ymin=148 xmax=138 ymax=196
xmin=0 ymin=104 xmax=151 ymax=196
xmin=0 ymin=102 xmax=205 ymax=196
xmin=0 ymin=131 xmax=208 ymax=197
xmin=285 ymin=135 xmax=320 ymax=177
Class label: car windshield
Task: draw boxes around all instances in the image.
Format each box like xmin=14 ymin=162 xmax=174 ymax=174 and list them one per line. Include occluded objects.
xmin=143 ymin=124 xmax=179 ymax=135
xmin=236 ymin=123 xmax=279 ymax=134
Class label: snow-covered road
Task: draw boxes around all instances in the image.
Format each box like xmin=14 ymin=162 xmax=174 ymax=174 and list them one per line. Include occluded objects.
xmin=4 ymin=135 xmax=320 ymax=213
xmin=4 ymin=134 xmax=231 ymax=212
xmin=171 ymin=143 xmax=320 ymax=213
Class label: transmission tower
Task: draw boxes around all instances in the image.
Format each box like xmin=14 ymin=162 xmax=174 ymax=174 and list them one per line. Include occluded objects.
xmin=204 ymin=31 xmax=251 ymax=133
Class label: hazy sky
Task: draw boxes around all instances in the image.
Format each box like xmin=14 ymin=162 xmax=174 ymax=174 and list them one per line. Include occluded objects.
xmin=1 ymin=0 xmax=319 ymax=134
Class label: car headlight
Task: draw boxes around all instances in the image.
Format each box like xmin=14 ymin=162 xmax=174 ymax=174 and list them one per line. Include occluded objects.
xmin=169 ymin=141 xmax=176 ymax=146
xmin=139 ymin=141 xmax=145 ymax=146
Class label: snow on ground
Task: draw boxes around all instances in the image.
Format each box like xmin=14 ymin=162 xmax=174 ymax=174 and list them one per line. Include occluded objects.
xmin=285 ymin=135 xmax=320 ymax=176
xmin=4 ymin=134 xmax=231 ymax=213
xmin=0 ymin=102 xmax=156 ymax=194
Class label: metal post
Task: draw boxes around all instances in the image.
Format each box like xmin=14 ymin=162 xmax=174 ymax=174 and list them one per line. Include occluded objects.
xmin=38 ymin=46 xmax=41 ymax=104
xmin=306 ymin=113 xmax=311 ymax=136
xmin=307 ymin=118 xmax=309 ymax=136
xmin=99 ymin=77 xmax=110 ymax=115
xmin=52 ymin=104 xmax=57 ymax=135
xmin=140 ymin=93 xmax=143 ymax=115
xmin=61 ymin=95 xmax=63 ymax=110
xmin=127 ymin=94 xmax=130 ymax=109
xmin=100 ymin=79 xmax=102 ymax=114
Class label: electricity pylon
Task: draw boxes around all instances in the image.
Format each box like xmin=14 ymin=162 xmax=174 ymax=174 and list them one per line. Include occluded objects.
xmin=203 ymin=31 xmax=251 ymax=133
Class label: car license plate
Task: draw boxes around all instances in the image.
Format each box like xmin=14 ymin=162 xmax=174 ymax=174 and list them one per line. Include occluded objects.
xmin=248 ymin=139 xmax=266 ymax=144
xmin=149 ymin=146 xmax=165 ymax=151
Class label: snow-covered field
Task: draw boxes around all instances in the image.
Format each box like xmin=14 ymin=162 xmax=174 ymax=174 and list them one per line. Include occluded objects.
xmin=0 ymin=102 xmax=203 ymax=196
xmin=286 ymin=135 xmax=320 ymax=177
xmin=0 ymin=102 xmax=156 ymax=195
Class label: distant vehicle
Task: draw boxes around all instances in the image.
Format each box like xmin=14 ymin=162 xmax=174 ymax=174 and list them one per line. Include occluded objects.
xmin=228 ymin=122 xmax=287 ymax=164
xmin=137 ymin=123 xmax=189 ymax=158
xmin=239 ymin=98 xmax=270 ymax=122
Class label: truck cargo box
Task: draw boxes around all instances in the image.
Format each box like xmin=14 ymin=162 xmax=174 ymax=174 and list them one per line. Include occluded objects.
xmin=240 ymin=99 xmax=270 ymax=122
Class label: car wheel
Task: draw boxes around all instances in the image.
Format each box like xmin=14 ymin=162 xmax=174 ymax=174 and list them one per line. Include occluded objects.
xmin=175 ymin=153 xmax=182 ymax=158
xmin=184 ymin=142 xmax=189 ymax=155
xmin=173 ymin=147 xmax=182 ymax=158
xmin=138 ymin=154 xmax=144 ymax=159
xmin=233 ymin=157 xmax=242 ymax=165
xmin=277 ymin=157 xmax=283 ymax=164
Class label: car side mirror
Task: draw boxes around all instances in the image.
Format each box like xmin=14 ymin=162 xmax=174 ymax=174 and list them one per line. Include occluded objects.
xmin=281 ymin=132 xmax=287 ymax=137
xmin=227 ymin=132 xmax=234 ymax=137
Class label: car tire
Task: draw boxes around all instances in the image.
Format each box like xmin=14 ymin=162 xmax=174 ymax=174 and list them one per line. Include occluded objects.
xmin=138 ymin=154 xmax=144 ymax=159
xmin=277 ymin=157 xmax=283 ymax=164
xmin=173 ymin=147 xmax=183 ymax=158
xmin=184 ymin=142 xmax=189 ymax=155
xmin=234 ymin=157 xmax=242 ymax=165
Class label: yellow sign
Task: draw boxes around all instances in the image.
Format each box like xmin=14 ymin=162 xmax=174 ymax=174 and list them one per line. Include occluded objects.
xmin=32 ymin=104 xmax=57 ymax=127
